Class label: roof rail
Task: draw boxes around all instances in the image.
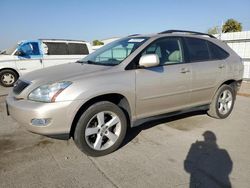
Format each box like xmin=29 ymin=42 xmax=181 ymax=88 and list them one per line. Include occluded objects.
xmin=39 ymin=39 xmax=86 ymax=42
xmin=128 ymin=34 xmax=140 ymax=37
xmin=159 ymin=30 xmax=216 ymax=38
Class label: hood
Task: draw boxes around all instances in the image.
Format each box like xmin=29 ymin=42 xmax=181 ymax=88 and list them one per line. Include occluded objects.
xmin=20 ymin=62 xmax=113 ymax=84
xmin=0 ymin=55 xmax=16 ymax=62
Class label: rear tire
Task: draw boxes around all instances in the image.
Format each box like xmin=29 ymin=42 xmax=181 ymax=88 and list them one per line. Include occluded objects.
xmin=0 ymin=69 xmax=18 ymax=87
xmin=207 ymin=84 xmax=235 ymax=119
xmin=74 ymin=101 xmax=127 ymax=157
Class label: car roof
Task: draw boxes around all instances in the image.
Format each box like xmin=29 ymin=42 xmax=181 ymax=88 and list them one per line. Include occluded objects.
xmin=39 ymin=39 xmax=87 ymax=43
xmin=128 ymin=30 xmax=217 ymax=40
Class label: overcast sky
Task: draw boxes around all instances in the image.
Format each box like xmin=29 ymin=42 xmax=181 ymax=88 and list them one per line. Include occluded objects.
xmin=1 ymin=0 xmax=250 ymax=50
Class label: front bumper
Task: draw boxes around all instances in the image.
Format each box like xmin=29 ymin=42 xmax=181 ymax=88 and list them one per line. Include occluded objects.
xmin=6 ymin=95 xmax=79 ymax=140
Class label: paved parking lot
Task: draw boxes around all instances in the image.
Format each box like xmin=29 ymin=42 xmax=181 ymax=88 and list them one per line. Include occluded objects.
xmin=0 ymin=86 xmax=11 ymax=96
xmin=0 ymin=86 xmax=250 ymax=188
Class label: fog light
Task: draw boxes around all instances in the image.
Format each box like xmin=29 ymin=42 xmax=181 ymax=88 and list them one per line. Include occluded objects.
xmin=31 ymin=118 xmax=51 ymax=126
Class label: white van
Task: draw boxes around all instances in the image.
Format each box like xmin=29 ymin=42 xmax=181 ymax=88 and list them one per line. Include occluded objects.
xmin=0 ymin=39 xmax=92 ymax=87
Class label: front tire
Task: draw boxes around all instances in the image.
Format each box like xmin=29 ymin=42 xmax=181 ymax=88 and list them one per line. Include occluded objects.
xmin=74 ymin=101 xmax=127 ymax=157
xmin=207 ymin=84 xmax=235 ymax=119
xmin=0 ymin=69 xmax=18 ymax=87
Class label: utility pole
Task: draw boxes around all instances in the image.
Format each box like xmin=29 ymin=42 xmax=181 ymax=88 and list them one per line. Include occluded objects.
xmin=219 ymin=20 xmax=224 ymax=40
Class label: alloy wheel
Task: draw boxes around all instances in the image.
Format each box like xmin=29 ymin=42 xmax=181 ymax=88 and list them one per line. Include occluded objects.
xmin=217 ymin=89 xmax=233 ymax=115
xmin=84 ymin=111 xmax=121 ymax=151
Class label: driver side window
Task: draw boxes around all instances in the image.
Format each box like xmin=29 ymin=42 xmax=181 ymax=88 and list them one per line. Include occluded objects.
xmin=142 ymin=38 xmax=184 ymax=65
xmin=17 ymin=42 xmax=40 ymax=56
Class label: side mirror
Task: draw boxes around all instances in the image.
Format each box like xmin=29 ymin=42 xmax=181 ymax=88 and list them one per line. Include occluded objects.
xmin=139 ymin=54 xmax=160 ymax=68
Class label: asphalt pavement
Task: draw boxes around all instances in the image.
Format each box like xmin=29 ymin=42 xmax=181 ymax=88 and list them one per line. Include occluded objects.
xmin=0 ymin=86 xmax=11 ymax=96
xmin=1 ymin=84 xmax=250 ymax=187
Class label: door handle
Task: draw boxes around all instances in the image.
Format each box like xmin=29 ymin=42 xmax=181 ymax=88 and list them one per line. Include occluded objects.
xmin=180 ymin=68 xmax=190 ymax=73
xmin=219 ymin=64 xmax=225 ymax=69
xmin=40 ymin=59 xmax=42 ymax=64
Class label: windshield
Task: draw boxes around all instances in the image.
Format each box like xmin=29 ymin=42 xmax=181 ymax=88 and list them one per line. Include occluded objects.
xmin=79 ymin=37 xmax=148 ymax=66
xmin=1 ymin=43 xmax=19 ymax=55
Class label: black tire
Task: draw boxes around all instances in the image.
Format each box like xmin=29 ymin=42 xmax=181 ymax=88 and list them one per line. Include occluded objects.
xmin=74 ymin=101 xmax=127 ymax=157
xmin=207 ymin=84 xmax=235 ymax=119
xmin=0 ymin=69 xmax=18 ymax=87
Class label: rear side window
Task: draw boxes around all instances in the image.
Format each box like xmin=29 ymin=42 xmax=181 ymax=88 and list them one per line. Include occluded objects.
xmin=208 ymin=42 xmax=229 ymax=60
xmin=68 ymin=43 xmax=89 ymax=55
xmin=185 ymin=38 xmax=210 ymax=62
xmin=44 ymin=42 xmax=68 ymax=55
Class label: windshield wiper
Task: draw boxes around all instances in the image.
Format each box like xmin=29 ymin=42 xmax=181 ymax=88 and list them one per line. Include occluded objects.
xmin=75 ymin=60 xmax=97 ymax=64
xmin=76 ymin=60 xmax=83 ymax=64
xmin=75 ymin=60 xmax=116 ymax=66
xmin=86 ymin=60 xmax=98 ymax=64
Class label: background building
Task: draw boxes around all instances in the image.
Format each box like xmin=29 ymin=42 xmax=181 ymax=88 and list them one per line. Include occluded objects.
xmin=216 ymin=31 xmax=250 ymax=80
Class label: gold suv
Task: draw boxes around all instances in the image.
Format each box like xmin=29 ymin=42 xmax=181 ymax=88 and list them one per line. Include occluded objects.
xmin=6 ymin=30 xmax=243 ymax=156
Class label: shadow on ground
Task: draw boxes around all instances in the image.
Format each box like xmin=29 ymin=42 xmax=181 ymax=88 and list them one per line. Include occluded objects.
xmin=122 ymin=110 xmax=206 ymax=148
xmin=122 ymin=112 xmax=233 ymax=188
xmin=184 ymin=131 xmax=233 ymax=188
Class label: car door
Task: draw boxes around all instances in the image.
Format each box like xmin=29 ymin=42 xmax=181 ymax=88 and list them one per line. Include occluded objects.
xmin=184 ymin=37 xmax=227 ymax=106
xmin=135 ymin=37 xmax=192 ymax=119
xmin=15 ymin=42 xmax=43 ymax=75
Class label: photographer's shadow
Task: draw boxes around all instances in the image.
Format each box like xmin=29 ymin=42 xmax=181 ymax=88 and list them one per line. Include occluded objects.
xmin=184 ymin=131 xmax=233 ymax=188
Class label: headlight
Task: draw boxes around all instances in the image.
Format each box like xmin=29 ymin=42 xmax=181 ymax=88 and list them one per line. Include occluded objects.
xmin=28 ymin=81 xmax=72 ymax=102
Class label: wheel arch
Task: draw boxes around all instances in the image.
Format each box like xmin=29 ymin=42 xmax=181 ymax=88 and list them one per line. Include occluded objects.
xmin=219 ymin=79 xmax=239 ymax=93
xmin=210 ymin=79 xmax=238 ymax=103
xmin=69 ymin=93 xmax=132 ymax=138
xmin=0 ymin=68 xmax=20 ymax=86
xmin=0 ymin=68 xmax=20 ymax=78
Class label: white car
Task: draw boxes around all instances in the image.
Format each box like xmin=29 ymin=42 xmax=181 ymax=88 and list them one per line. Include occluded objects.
xmin=0 ymin=39 xmax=92 ymax=87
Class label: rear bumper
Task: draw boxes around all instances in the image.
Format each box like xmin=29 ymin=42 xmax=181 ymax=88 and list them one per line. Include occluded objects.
xmin=6 ymin=96 xmax=79 ymax=140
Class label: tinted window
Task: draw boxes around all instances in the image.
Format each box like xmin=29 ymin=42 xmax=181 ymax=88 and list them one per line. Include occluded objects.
xmin=142 ymin=37 xmax=183 ymax=65
xmin=44 ymin=42 xmax=68 ymax=55
xmin=68 ymin=43 xmax=89 ymax=55
xmin=208 ymin=42 xmax=229 ymax=60
xmin=185 ymin=38 xmax=210 ymax=62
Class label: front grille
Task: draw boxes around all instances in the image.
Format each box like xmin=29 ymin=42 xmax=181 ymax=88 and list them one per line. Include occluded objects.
xmin=13 ymin=80 xmax=30 ymax=94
